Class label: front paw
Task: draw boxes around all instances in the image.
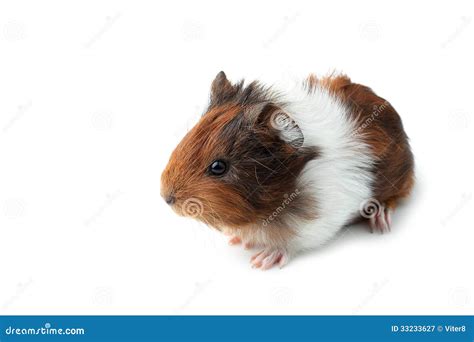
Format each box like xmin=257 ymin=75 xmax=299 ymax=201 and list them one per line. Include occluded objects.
xmin=227 ymin=235 xmax=254 ymax=249
xmin=250 ymin=247 xmax=289 ymax=270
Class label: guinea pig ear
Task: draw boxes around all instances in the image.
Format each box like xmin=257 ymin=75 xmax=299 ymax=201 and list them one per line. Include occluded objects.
xmin=268 ymin=110 xmax=304 ymax=148
xmin=210 ymin=71 xmax=236 ymax=105
xmin=245 ymin=103 xmax=304 ymax=148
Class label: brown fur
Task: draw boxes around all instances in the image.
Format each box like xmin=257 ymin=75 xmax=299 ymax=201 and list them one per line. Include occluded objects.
xmin=161 ymin=73 xmax=319 ymax=247
xmin=306 ymin=73 xmax=415 ymax=210
xmin=162 ymin=72 xmax=414 ymax=248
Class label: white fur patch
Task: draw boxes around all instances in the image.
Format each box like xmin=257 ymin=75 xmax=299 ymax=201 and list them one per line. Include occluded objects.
xmin=276 ymin=83 xmax=375 ymax=253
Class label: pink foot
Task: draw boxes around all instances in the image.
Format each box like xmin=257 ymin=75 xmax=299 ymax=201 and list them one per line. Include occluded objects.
xmin=228 ymin=236 xmax=254 ymax=249
xmin=228 ymin=236 xmax=241 ymax=245
xmin=243 ymin=242 xmax=254 ymax=250
xmin=250 ymin=248 xmax=289 ymax=270
xmin=369 ymin=206 xmax=392 ymax=233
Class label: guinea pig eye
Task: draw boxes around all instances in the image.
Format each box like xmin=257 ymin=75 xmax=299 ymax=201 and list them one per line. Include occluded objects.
xmin=209 ymin=160 xmax=227 ymax=176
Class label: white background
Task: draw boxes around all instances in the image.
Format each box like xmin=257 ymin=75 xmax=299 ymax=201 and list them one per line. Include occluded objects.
xmin=1 ymin=0 xmax=473 ymax=315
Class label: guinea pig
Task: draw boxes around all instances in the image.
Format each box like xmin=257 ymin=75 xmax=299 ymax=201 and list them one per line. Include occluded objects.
xmin=161 ymin=71 xmax=414 ymax=270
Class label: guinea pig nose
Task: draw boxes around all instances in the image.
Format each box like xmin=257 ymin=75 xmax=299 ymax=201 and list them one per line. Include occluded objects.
xmin=165 ymin=195 xmax=176 ymax=205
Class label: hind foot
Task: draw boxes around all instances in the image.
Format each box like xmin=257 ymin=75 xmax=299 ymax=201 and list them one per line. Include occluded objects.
xmin=250 ymin=248 xmax=289 ymax=270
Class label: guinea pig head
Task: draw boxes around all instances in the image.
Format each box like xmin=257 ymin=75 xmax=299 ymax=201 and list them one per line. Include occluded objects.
xmin=161 ymin=72 xmax=319 ymax=230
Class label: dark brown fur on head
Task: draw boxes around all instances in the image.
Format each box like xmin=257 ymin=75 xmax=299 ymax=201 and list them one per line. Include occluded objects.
xmin=161 ymin=72 xmax=318 ymax=231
